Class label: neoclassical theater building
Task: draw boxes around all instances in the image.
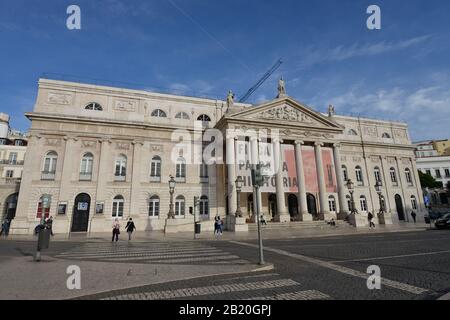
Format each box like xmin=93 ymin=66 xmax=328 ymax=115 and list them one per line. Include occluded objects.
xmin=11 ymin=78 xmax=425 ymax=234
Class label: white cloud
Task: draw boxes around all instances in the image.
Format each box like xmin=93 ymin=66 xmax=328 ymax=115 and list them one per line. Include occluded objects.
xmin=295 ymin=35 xmax=432 ymax=70
xmin=318 ymin=85 xmax=450 ymax=140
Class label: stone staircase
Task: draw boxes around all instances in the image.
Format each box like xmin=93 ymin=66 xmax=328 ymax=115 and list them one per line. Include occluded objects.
xmin=247 ymin=220 xmax=353 ymax=231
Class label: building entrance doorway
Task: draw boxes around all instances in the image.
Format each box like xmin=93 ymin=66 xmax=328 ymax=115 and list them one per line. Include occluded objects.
xmin=288 ymin=194 xmax=299 ymax=220
xmin=71 ymin=193 xmax=91 ymax=232
xmin=395 ymin=194 xmax=405 ymax=221
xmin=307 ymin=193 xmax=317 ymax=220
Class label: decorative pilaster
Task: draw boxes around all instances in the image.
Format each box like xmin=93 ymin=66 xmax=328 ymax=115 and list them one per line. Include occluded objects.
xmin=226 ymin=135 xmax=237 ymax=216
xmin=332 ymin=143 xmax=347 ymax=219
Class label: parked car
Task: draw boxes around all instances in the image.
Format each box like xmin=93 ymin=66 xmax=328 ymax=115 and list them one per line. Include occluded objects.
xmin=435 ymin=213 xmax=450 ymax=230
xmin=424 ymin=211 xmax=447 ymax=224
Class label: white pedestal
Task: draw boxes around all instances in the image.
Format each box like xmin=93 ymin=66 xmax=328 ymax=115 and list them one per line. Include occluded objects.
xmin=348 ymin=214 xmax=368 ymax=228
xmin=301 ymin=213 xmax=313 ymax=221
xmin=274 ymin=214 xmax=290 ymax=223
xmin=228 ymin=215 xmax=248 ymax=232
xmin=164 ymin=216 xmax=195 ymax=233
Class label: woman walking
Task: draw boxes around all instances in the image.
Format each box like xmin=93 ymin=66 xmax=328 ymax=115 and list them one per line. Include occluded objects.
xmin=125 ymin=218 xmax=136 ymax=241
xmin=112 ymin=218 xmax=121 ymax=242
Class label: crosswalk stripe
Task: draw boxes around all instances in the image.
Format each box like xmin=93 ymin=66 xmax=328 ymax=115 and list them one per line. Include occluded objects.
xmin=102 ymin=279 xmax=300 ymax=300
xmin=58 ymin=248 xmax=221 ymax=258
xmin=137 ymin=255 xmax=242 ymax=263
xmin=89 ymin=252 xmax=232 ymax=261
xmin=245 ymin=290 xmax=330 ymax=300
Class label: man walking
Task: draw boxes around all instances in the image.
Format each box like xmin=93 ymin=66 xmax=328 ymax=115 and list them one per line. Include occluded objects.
xmin=45 ymin=216 xmax=54 ymax=236
xmin=0 ymin=218 xmax=11 ymax=237
xmin=368 ymin=212 xmax=375 ymax=229
xmin=112 ymin=218 xmax=121 ymax=242
xmin=125 ymin=218 xmax=136 ymax=241
xmin=411 ymin=211 xmax=417 ymax=223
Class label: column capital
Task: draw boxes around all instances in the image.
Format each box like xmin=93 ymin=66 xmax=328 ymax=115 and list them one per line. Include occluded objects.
xmin=249 ymin=136 xmax=260 ymax=142
xmin=314 ymin=141 xmax=324 ymax=147
xmin=226 ymin=134 xmax=236 ymax=141
xmin=272 ymin=137 xmax=283 ymax=144
xmin=294 ymin=140 xmax=305 ymax=146
xmin=332 ymin=142 xmax=341 ymax=148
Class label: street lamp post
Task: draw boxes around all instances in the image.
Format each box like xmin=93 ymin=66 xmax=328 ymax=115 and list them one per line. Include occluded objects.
xmin=375 ymin=180 xmax=385 ymax=224
xmin=35 ymin=194 xmax=51 ymax=262
xmin=235 ymin=176 xmax=243 ymax=218
xmin=168 ymin=176 xmax=176 ymax=219
xmin=346 ymin=179 xmax=358 ymax=215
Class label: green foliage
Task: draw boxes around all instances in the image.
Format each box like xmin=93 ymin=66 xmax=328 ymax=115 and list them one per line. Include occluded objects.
xmin=419 ymin=171 xmax=443 ymax=189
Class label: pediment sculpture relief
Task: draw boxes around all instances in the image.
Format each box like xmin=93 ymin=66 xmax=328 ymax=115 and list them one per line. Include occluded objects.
xmin=257 ymin=105 xmax=315 ymax=123
xmin=48 ymin=93 xmax=73 ymax=105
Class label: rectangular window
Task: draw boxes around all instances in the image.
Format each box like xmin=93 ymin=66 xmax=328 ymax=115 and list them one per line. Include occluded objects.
xmin=328 ymin=199 xmax=336 ymax=212
xmin=151 ymin=161 xmax=161 ymax=177
xmin=360 ymin=199 xmax=367 ymax=212
xmin=200 ymin=163 xmax=208 ymax=178
xmin=445 ymin=169 xmax=450 ymax=178
xmin=435 ymin=169 xmax=441 ymax=178
xmin=411 ymin=199 xmax=417 ymax=210
xmin=426 ymin=169 xmax=431 ymax=176
xmin=6 ymin=170 xmax=14 ymax=178
xmin=8 ymin=152 xmax=18 ymax=164
xmin=149 ymin=201 xmax=160 ymax=217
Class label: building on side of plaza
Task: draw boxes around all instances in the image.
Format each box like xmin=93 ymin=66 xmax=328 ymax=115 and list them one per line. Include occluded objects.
xmin=0 ymin=113 xmax=28 ymax=221
xmin=10 ymin=78 xmax=425 ymax=235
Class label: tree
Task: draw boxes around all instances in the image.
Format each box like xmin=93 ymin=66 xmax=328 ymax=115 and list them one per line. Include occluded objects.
xmin=419 ymin=171 xmax=443 ymax=189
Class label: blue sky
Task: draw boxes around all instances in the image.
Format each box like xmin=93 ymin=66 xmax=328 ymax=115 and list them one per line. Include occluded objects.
xmin=0 ymin=0 xmax=449 ymax=141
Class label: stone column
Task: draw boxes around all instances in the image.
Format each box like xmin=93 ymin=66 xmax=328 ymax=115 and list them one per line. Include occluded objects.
xmin=294 ymin=140 xmax=310 ymax=221
xmin=226 ymin=135 xmax=237 ymax=217
xmin=250 ymin=136 xmax=263 ymax=222
xmin=410 ymin=157 xmax=425 ymax=214
xmin=314 ymin=142 xmax=330 ymax=218
xmin=273 ymin=138 xmax=289 ymax=222
xmin=380 ymin=157 xmax=393 ymax=212
xmin=332 ymin=143 xmax=347 ymax=219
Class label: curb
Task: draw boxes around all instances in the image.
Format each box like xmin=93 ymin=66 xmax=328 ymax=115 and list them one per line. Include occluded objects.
xmin=68 ymin=262 xmax=275 ymax=300
xmin=437 ymin=292 xmax=450 ymax=300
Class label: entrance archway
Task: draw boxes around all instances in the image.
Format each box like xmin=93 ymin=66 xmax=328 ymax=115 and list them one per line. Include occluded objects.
xmin=268 ymin=194 xmax=277 ymax=220
xmin=307 ymin=193 xmax=317 ymax=220
xmin=4 ymin=193 xmax=18 ymax=220
xmin=395 ymin=194 xmax=405 ymax=221
xmin=288 ymin=194 xmax=299 ymax=220
xmin=71 ymin=193 xmax=91 ymax=232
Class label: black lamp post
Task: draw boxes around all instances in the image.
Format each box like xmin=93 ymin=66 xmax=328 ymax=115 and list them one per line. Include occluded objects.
xmin=375 ymin=180 xmax=385 ymax=223
xmin=346 ymin=179 xmax=358 ymax=215
xmin=168 ymin=176 xmax=176 ymax=219
xmin=235 ymin=176 xmax=243 ymax=218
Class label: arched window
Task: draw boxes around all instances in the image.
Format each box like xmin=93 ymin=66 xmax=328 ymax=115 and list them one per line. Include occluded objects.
xmin=150 ymin=156 xmax=162 ymax=178
xmin=176 ymin=157 xmax=186 ymax=179
xmin=360 ymin=196 xmax=368 ymax=212
xmin=197 ymin=114 xmax=211 ymax=122
xmin=382 ymin=133 xmax=391 ymax=139
xmin=411 ymin=196 xmax=417 ymax=210
xmin=199 ymin=196 xmax=209 ymax=216
xmin=36 ymin=195 xmax=51 ymax=219
xmin=175 ymin=195 xmax=185 ymax=216
xmin=115 ymin=155 xmax=127 ymax=178
xmin=346 ymin=195 xmax=352 ymax=212
xmin=390 ymin=167 xmax=398 ymax=184
xmin=405 ymin=168 xmax=413 ymax=185
xmin=149 ymin=195 xmax=160 ymax=217
xmin=348 ymin=129 xmax=358 ymax=136
xmin=112 ymin=195 xmax=124 ymax=218
xmin=355 ymin=166 xmax=363 ymax=184
xmin=151 ymin=109 xmax=167 ymax=118
xmin=85 ymin=103 xmax=103 ymax=111
xmin=175 ymin=112 xmax=190 ymax=120
xmin=342 ymin=165 xmax=348 ymax=182
xmin=328 ymin=195 xmax=336 ymax=212
xmin=80 ymin=153 xmax=94 ymax=175
xmin=43 ymin=151 xmax=58 ymax=173
xmin=374 ymin=167 xmax=381 ymax=183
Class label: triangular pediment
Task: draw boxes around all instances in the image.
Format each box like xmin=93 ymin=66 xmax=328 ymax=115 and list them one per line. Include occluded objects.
xmin=225 ymin=97 xmax=343 ymax=131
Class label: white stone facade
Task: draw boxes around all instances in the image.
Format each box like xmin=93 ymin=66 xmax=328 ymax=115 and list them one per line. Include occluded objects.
xmin=10 ymin=79 xmax=425 ymax=234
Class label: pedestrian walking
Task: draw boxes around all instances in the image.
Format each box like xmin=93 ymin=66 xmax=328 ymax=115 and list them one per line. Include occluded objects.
xmin=45 ymin=216 xmax=54 ymax=236
xmin=0 ymin=218 xmax=11 ymax=237
xmin=125 ymin=218 xmax=136 ymax=241
xmin=411 ymin=211 xmax=417 ymax=223
xmin=112 ymin=218 xmax=121 ymax=242
xmin=368 ymin=212 xmax=375 ymax=228
xmin=214 ymin=216 xmax=223 ymax=239
xmin=260 ymin=215 xmax=267 ymax=226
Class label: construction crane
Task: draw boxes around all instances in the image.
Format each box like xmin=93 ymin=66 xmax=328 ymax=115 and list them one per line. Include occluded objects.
xmin=239 ymin=59 xmax=283 ymax=103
